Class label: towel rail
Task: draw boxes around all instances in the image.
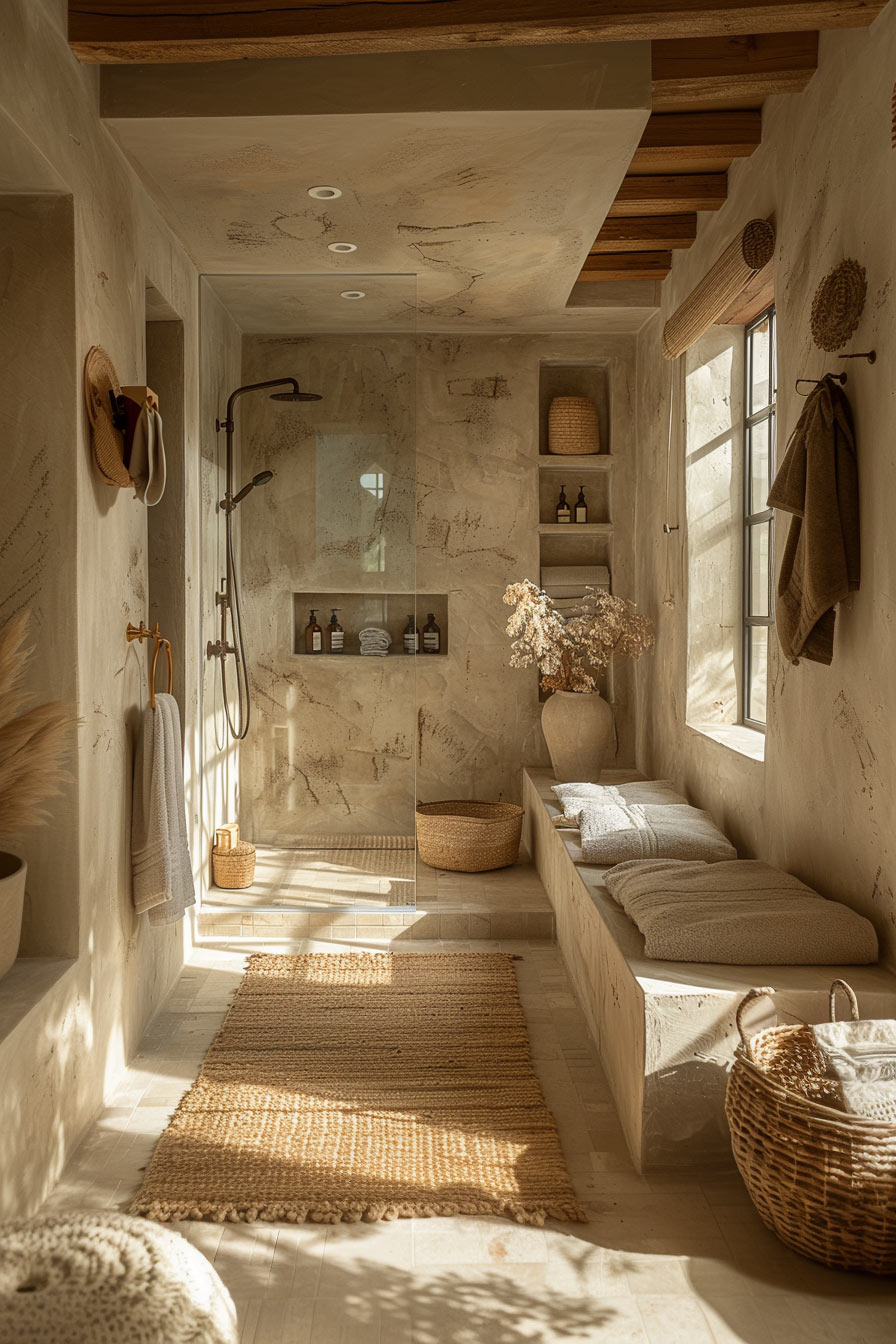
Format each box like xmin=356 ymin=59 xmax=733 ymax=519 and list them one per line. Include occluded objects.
xmin=126 ymin=621 xmax=173 ymax=708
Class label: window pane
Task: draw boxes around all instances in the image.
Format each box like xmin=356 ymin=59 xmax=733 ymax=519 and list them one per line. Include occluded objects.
xmin=749 ymin=416 xmax=772 ymax=514
xmin=749 ymin=316 xmax=772 ymax=414
xmin=748 ymin=626 xmax=769 ymax=724
xmin=748 ymin=522 xmax=771 ymax=617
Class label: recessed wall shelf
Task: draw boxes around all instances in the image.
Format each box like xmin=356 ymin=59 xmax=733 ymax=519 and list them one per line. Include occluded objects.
xmin=292 ymin=591 xmax=448 ymax=657
xmin=536 ymin=523 xmax=614 ymax=537
xmin=537 ymin=455 xmax=614 ymax=471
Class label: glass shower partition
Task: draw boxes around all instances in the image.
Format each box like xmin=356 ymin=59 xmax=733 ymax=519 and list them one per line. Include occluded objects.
xmin=199 ymin=274 xmax=420 ymax=920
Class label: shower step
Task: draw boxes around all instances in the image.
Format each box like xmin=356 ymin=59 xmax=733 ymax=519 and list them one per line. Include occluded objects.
xmin=195 ymin=905 xmax=555 ymax=944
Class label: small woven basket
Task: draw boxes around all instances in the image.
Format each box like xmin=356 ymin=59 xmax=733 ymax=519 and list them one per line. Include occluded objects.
xmin=212 ymin=840 xmax=256 ymax=890
xmin=725 ymin=982 xmax=896 ymax=1275
xmin=547 ymin=397 xmax=600 ymax=456
xmin=416 ymin=801 xmax=523 ymax=873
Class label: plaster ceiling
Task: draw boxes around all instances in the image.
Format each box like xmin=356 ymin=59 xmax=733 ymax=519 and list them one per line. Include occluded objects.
xmin=104 ymin=45 xmax=658 ymax=333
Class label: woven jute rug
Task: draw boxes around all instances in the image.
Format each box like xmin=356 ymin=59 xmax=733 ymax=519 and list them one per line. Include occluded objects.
xmin=130 ymin=953 xmax=585 ymax=1226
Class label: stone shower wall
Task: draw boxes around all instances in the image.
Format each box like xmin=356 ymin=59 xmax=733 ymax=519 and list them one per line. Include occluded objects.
xmin=633 ymin=7 xmax=896 ymax=964
xmin=238 ymin=332 xmax=638 ymax=840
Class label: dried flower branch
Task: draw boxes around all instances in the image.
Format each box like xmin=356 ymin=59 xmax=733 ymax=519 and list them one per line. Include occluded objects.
xmin=0 ymin=612 xmax=78 ymax=843
xmin=503 ymin=580 xmax=654 ymax=693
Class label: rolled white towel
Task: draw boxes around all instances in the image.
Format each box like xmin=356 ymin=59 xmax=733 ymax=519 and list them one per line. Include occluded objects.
xmin=359 ymin=626 xmax=391 ymax=656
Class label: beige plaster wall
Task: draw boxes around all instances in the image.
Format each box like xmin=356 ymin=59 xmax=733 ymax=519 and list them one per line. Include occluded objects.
xmin=236 ymin=331 xmax=638 ymax=839
xmin=634 ymin=7 xmax=896 ymax=964
xmin=0 ymin=0 xmax=202 ymax=1215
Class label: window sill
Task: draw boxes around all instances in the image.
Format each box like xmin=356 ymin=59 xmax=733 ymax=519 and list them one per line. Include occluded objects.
xmin=687 ymin=722 xmax=766 ymax=762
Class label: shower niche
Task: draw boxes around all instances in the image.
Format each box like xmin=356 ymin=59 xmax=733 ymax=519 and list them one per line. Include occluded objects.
xmin=292 ymin=593 xmax=448 ymax=657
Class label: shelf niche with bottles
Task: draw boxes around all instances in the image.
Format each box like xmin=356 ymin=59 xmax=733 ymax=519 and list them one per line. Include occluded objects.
xmin=538 ymin=361 xmax=614 ymax=573
xmin=292 ymin=593 xmax=448 ymax=658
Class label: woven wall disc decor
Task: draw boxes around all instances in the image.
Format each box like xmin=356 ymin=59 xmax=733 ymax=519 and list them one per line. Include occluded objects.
xmin=84 ymin=345 xmax=131 ymax=487
xmin=810 ymin=259 xmax=867 ymax=352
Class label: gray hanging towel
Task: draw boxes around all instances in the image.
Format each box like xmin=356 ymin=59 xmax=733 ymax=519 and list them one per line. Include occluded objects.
xmin=767 ymin=375 xmax=859 ymax=665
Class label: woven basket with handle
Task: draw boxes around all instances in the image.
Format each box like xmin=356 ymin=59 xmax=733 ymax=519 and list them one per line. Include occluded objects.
xmin=415 ymin=801 xmax=523 ymax=872
xmin=212 ymin=840 xmax=256 ymax=890
xmin=547 ymin=397 xmax=600 ymax=456
xmin=725 ymin=981 xmax=896 ymax=1275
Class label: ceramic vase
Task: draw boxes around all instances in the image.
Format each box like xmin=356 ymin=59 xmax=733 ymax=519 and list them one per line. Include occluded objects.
xmin=0 ymin=853 xmax=26 ymax=980
xmin=541 ymin=690 xmax=614 ymax=783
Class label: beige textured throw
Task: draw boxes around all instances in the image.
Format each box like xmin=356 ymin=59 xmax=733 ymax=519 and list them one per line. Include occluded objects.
xmin=767 ymin=375 xmax=859 ymax=665
xmin=551 ymin=779 xmax=686 ymax=823
xmin=130 ymin=953 xmax=585 ymax=1226
xmin=812 ymin=1019 xmax=896 ymax=1122
xmin=603 ymin=859 xmax=879 ymax=964
xmin=576 ymin=803 xmax=735 ymax=865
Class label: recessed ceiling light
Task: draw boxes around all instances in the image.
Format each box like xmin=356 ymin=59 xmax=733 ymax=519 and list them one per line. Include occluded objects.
xmin=340 ymin=290 xmax=366 ymax=300
xmin=308 ymin=185 xmax=342 ymax=200
xmin=328 ymin=242 xmax=357 ymax=254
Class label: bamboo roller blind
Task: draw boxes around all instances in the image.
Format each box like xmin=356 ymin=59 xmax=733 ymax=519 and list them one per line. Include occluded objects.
xmin=662 ymin=219 xmax=776 ymax=360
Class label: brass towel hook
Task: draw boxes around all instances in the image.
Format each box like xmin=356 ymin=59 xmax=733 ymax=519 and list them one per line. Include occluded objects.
xmin=126 ymin=621 xmax=173 ymax=709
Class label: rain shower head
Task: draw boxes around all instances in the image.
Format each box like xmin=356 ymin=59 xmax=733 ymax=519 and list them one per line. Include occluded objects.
xmin=270 ymin=389 xmax=322 ymax=402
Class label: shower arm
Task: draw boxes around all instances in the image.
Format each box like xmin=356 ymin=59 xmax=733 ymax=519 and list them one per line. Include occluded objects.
xmin=216 ymin=378 xmax=300 ymax=502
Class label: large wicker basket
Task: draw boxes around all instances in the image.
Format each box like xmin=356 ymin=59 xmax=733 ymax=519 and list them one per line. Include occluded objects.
xmin=547 ymin=396 xmax=600 ymax=456
xmin=416 ymin=801 xmax=523 ymax=872
xmin=726 ymin=982 xmax=896 ymax=1275
xmin=212 ymin=840 xmax=256 ymax=890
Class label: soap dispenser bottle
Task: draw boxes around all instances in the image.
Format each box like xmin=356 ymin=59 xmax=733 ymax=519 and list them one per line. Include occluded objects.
xmin=403 ymin=615 xmax=419 ymax=655
xmin=304 ymin=609 xmax=322 ymax=653
xmin=422 ymin=613 xmax=441 ymax=654
xmin=575 ymin=486 xmax=588 ymax=523
xmin=326 ymin=609 xmax=344 ymax=653
xmin=556 ymin=486 xmax=571 ymax=524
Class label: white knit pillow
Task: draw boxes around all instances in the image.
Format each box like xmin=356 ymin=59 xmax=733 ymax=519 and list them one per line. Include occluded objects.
xmin=0 ymin=1214 xmax=237 ymax=1344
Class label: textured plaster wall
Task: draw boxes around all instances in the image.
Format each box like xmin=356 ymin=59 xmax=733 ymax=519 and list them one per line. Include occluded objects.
xmin=237 ymin=332 xmax=638 ymax=839
xmin=0 ymin=0 xmax=202 ymax=1215
xmin=634 ymin=6 xmax=896 ymax=964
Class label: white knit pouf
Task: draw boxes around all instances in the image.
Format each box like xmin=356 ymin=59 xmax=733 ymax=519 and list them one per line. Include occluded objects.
xmin=0 ymin=1213 xmax=237 ymax=1344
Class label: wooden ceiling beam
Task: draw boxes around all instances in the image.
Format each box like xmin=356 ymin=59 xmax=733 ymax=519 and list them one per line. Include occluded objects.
xmin=652 ymin=32 xmax=819 ymax=110
xmin=630 ymin=110 xmax=762 ymax=173
xmin=608 ymin=174 xmax=728 ymax=216
xmin=67 ymin=0 xmax=885 ymax=64
xmin=579 ymin=252 xmax=673 ymax=283
xmin=593 ymin=215 xmax=698 ymax=252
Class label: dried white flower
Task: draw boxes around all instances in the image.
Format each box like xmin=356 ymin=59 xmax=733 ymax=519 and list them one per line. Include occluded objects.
xmin=502 ymin=579 xmax=654 ymax=693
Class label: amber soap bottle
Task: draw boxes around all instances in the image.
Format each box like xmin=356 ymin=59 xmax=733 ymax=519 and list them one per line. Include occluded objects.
xmin=304 ymin=609 xmax=322 ymax=653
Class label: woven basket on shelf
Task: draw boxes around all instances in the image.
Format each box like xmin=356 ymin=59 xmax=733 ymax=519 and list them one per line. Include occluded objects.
xmin=547 ymin=397 xmax=600 ymax=456
xmin=212 ymin=840 xmax=256 ymax=890
xmin=725 ymin=982 xmax=896 ymax=1276
xmin=416 ymin=801 xmax=523 ymax=873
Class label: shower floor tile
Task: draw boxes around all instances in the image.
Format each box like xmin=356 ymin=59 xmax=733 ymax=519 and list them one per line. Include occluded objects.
xmin=211 ymin=844 xmax=417 ymax=912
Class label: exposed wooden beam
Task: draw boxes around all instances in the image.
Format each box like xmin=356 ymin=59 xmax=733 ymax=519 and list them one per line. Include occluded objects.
xmin=593 ymin=215 xmax=698 ymax=252
xmin=67 ymin=0 xmax=885 ymax=64
xmin=608 ymin=174 xmax=729 ymax=216
xmin=652 ymin=32 xmax=819 ymax=110
xmin=579 ymin=252 xmax=673 ymax=283
xmin=630 ymin=111 xmax=762 ymax=173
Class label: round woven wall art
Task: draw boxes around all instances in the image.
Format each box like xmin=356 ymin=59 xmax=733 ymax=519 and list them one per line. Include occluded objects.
xmin=810 ymin=259 xmax=867 ymax=352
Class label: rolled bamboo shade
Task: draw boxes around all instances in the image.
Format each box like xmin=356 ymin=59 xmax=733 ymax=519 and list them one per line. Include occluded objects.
xmin=662 ymin=219 xmax=775 ymax=360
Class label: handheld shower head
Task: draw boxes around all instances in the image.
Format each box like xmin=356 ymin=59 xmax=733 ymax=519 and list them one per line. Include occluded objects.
xmin=229 ymin=470 xmax=274 ymax=507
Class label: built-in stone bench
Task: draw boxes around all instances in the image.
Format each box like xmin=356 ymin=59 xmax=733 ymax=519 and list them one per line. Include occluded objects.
xmin=522 ymin=767 xmax=896 ymax=1173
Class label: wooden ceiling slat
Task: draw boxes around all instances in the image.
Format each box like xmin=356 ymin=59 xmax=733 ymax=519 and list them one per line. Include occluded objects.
xmin=652 ymin=32 xmax=819 ymax=110
xmin=608 ymin=174 xmax=729 ymax=216
xmin=579 ymin=252 xmax=673 ymax=282
xmin=67 ymin=0 xmax=885 ymax=63
xmin=630 ymin=110 xmax=762 ymax=173
xmin=593 ymin=215 xmax=698 ymax=251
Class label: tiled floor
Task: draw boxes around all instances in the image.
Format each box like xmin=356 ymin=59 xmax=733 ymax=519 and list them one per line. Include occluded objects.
xmin=41 ymin=937 xmax=896 ymax=1343
xmin=211 ymin=844 xmax=417 ymax=912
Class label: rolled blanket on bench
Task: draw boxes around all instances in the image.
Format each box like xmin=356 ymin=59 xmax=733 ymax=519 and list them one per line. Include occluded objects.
xmin=603 ymin=858 xmax=879 ymax=965
xmin=551 ymin=779 xmax=686 ymax=823
xmin=575 ymin=802 xmax=736 ymax=864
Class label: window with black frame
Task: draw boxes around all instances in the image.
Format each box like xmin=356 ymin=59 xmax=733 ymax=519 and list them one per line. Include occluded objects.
xmin=743 ymin=306 xmax=776 ymax=729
